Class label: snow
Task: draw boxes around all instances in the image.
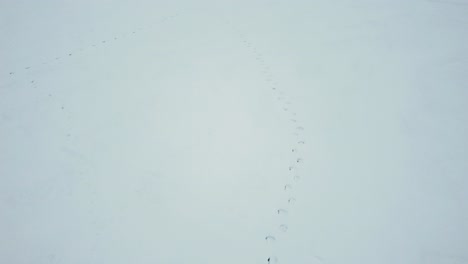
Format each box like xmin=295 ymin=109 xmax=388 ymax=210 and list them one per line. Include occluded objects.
xmin=1 ymin=0 xmax=467 ymax=263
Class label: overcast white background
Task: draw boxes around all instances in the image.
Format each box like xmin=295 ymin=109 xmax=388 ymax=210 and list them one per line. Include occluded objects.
xmin=1 ymin=0 xmax=467 ymax=263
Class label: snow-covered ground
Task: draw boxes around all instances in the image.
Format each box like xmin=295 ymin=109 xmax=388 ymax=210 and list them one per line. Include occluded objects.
xmin=1 ymin=1 xmax=467 ymax=263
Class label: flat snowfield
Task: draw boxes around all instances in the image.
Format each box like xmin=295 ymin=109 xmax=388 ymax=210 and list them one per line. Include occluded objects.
xmin=1 ymin=0 xmax=467 ymax=263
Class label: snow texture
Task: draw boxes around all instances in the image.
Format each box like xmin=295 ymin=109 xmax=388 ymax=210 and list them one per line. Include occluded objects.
xmin=1 ymin=0 xmax=467 ymax=263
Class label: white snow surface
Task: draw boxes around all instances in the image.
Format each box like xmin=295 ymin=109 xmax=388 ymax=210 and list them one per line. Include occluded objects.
xmin=1 ymin=0 xmax=467 ymax=263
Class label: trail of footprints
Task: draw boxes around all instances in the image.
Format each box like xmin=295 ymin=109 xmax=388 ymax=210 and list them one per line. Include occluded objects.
xmin=230 ymin=23 xmax=309 ymax=263
xmin=2 ymin=14 xmax=179 ymax=141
